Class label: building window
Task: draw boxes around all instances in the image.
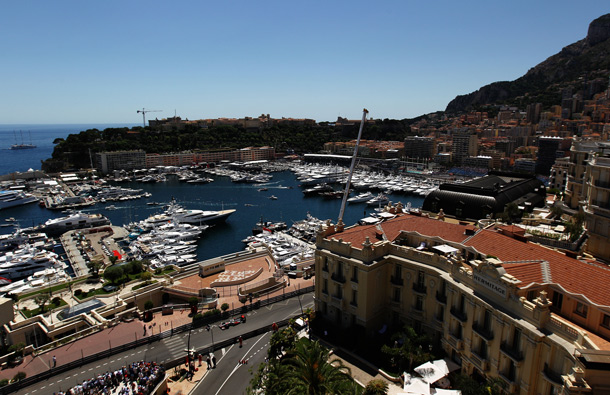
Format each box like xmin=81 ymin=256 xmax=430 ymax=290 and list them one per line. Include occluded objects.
xmin=483 ymin=309 xmax=492 ymax=332
xmin=322 ymin=258 xmax=328 ymax=272
xmin=352 ymin=289 xmax=358 ymax=306
xmin=334 ymin=284 xmax=343 ymax=299
xmin=478 ymin=340 xmax=488 ymax=360
xmin=415 ymin=295 xmax=424 ymax=311
xmin=352 ymin=266 xmax=358 ymax=283
xmin=323 ymin=279 xmax=328 ymax=294
xmin=574 ymin=301 xmax=588 ymax=318
xmin=417 ymin=271 xmax=425 ymax=288
xmin=437 ymin=305 xmax=445 ymax=321
xmin=336 ymin=261 xmax=343 ymax=277
xmin=551 ymin=291 xmax=563 ymax=311
xmin=393 ymin=288 xmax=401 ymax=303
xmin=394 ymin=264 xmax=402 ymax=279
xmin=512 ymin=328 xmax=521 ymax=352
xmin=602 ymin=314 xmax=610 ymax=329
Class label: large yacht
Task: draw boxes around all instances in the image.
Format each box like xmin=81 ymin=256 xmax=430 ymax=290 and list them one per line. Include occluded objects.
xmin=0 ymin=190 xmax=39 ymax=210
xmin=38 ymin=212 xmax=111 ymax=236
xmin=0 ymin=248 xmax=65 ymax=281
xmin=166 ymin=201 xmax=236 ymax=226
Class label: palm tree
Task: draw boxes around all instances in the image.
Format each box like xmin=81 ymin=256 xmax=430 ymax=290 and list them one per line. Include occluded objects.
xmin=282 ymin=338 xmax=357 ymax=395
xmin=248 ymin=337 xmax=358 ymax=395
xmin=381 ymin=325 xmax=433 ymax=373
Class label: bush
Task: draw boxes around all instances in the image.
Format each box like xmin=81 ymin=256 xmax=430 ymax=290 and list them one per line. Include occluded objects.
xmin=221 ymin=303 xmax=229 ymax=312
xmin=193 ymin=313 xmax=204 ymax=321
xmin=144 ymin=301 xmax=154 ymax=311
xmin=12 ymin=372 xmax=26 ymax=382
xmin=155 ymin=268 xmax=163 ymax=275
xmin=74 ymin=289 xmax=82 ymax=296
xmin=203 ymin=309 xmax=220 ymax=317
xmin=0 ymin=378 xmax=9 ymax=387
xmin=52 ymin=297 xmax=61 ymax=306
xmin=8 ymin=343 xmax=25 ymax=358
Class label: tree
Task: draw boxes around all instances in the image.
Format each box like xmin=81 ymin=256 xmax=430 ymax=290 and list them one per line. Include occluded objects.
xmin=452 ymin=374 xmax=506 ymax=395
xmin=268 ymin=327 xmax=298 ymax=360
xmin=188 ymin=296 xmax=199 ymax=315
xmin=221 ymin=302 xmax=229 ymax=313
xmin=381 ymin=325 xmax=433 ymax=373
xmin=34 ymin=294 xmax=49 ymax=313
xmin=144 ymin=300 xmax=154 ymax=311
xmin=248 ymin=337 xmax=356 ymax=395
xmin=565 ymin=210 xmax=585 ymax=242
xmin=140 ymin=271 xmax=152 ymax=284
xmin=281 ymin=338 xmax=357 ymax=394
xmin=364 ymin=379 xmax=389 ymax=395
xmin=103 ymin=265 xmax=124 ymax=284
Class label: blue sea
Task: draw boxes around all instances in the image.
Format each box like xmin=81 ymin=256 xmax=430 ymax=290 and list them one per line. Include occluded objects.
xmin=0 ymin=124 xmax=425 ymax=261
xmin=0 ymin=124 xmax=139 ymax=175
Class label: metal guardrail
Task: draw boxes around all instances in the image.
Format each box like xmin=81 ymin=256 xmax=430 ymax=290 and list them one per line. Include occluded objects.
xmin=0 ymin=286 xmax=314 ymax=394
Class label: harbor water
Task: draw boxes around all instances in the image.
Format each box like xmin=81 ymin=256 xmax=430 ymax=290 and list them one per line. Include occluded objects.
xmin=0 ymin=124 xmax=425 ymax=261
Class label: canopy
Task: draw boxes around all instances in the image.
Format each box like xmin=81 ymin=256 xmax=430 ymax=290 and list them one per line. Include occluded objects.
xmin=402 ymin=375 xmax=431 ymax=395
xmin=414 ymin=361 xmax=445 ymax=384
xmin=432 ymin=244 xmax=458 ymax=255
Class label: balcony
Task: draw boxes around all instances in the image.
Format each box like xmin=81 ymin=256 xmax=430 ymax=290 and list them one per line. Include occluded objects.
xmin=436 ymin=291 xmax=447 ymax=305
xmin=412 ymin=283 xmax=427 ymax=295
xmin=446 ymin=333 xmax=464 ymax=350
xmin=500 ymin=341 xmax=524 ymax=363
xmin=470 ymin=351 xmax=489 ymax=372
xmin=350 ymin=300 xmax=358 ymax=307
xmin=390 ymin=275 xmax=403 ymax=286
xmin=331 ymin=272 xmax=346 ymax=283
xmin=472 ymin=322 xmax=494 ymax=341
xmin=450 ymin=307 xmax=467 ymax=323
xmin=542 ymin=363 xmax=563 ymax=386
xmin=594 ymin=179 xmax=610 ymax=189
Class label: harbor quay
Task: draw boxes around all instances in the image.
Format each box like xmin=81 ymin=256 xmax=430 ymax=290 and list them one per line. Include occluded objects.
xmin=0 ymin=243 xmax=315 ymax=390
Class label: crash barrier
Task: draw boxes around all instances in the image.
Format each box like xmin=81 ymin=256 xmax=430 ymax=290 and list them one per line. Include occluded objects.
xmin=0 ymin=285 xmax=313 ymax=394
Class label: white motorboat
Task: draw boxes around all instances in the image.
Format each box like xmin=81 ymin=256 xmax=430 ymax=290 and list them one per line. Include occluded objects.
xmin=347 ymin=191 xmax=374 ymax=203
xmin=0 ymin=190 xmax=38 ymax=210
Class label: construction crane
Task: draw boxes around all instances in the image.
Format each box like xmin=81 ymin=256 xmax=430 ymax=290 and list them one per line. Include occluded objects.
xmin=137 ymin=108 xmax=162 ymax=127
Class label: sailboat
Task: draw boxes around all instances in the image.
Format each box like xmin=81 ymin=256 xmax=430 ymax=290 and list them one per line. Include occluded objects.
xmin=10 ymin=131 xmax=36 ymax=150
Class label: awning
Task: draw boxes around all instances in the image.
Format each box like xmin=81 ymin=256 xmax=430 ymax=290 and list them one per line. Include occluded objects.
xmin=432 ymin=244 xmax=458 ymax=255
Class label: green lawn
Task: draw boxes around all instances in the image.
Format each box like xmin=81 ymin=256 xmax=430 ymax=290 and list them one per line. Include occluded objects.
xmin=21 ymin=299 xmax=68 ymax=318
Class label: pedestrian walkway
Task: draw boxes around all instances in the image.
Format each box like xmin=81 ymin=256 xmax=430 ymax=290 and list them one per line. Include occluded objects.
xmin=0 ymin=275 xmax=313 ymax=385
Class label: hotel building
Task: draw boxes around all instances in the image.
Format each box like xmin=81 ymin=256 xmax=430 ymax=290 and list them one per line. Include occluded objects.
xmin=314 ymin=207 xmax=610 ymax=394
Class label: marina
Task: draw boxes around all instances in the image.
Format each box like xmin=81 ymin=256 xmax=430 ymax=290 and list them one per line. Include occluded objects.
xmin=0 ymin=159 xmax=433 ymax=295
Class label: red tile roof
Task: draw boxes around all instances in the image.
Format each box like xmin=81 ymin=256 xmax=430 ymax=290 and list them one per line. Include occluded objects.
xmin=327 ymin=214 xmax=610 ymax=306
xmin=465 ymin=229 xmax=610 ymax=306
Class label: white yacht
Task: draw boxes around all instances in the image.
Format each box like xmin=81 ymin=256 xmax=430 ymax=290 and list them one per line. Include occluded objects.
xmin=166 ymin=201 xmax=236 ymax=226
xmin=39 ymin=212 xmax=110 ymax=236
xmin=366 ymin=193 xmax=389 ymax=207
xmin=0 ymin=248 xmax=65 ymax=281
xmin=0 ymin=267 xmax=69 ymax=295
xmin=0 ymin=190 xmax=38 ymax=210
xmin=347 ymin=191 xmax=374 ymax=203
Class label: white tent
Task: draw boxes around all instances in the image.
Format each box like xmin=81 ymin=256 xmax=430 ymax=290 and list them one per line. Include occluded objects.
xmin=414 ymin=361 xmax=446 ymax=384
xmin=432 ymin=389 xmax=462 ymax=395
xmin=402 ymin=376 xmax=431 ymax=395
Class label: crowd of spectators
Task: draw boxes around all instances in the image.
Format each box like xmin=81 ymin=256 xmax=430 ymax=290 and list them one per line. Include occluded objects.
xmin=54 ymin=361 xmax=164 ymax=395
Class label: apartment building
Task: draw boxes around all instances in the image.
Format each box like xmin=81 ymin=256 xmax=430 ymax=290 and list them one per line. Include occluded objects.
xmin=536 ymin=136 xmax=564 ymax=176
xmin=549 ymin=157 xmax=570 ymax=193
xmin=564 ymin=139 xmax=604 ymax=210
xmin=314 ymin=209 xmax=610 ymax=394
xmin=404 ymin=136 xmax=435 ymax=159
xmin=452 ymin=130 xmax=478 ymax=166
xmin=95 ymin=150 xmax=146 ymax=174
xmin=582 ymin=146 xmax=610 ymax=263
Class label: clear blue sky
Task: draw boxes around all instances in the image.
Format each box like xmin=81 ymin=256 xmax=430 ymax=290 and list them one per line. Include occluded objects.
xmin=1 ymin=1 xmax=608 ymax=124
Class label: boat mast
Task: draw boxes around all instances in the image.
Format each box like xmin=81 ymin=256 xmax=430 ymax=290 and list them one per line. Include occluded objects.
xmin=337 ymin=108 xmax=368 ymax=226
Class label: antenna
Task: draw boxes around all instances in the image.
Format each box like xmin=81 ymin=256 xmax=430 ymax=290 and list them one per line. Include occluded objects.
xmin=337 ymin=108 xmax=368 ymax=226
